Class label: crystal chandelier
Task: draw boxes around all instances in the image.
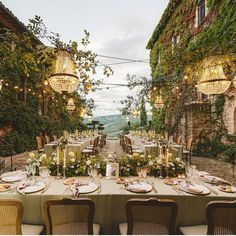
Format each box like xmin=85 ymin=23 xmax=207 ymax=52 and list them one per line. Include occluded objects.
xmin=154 ymin=95 xmax=164 ymax=109
xmin=48 ymin=51 xmax=79 ymax=93
xmin=197 ymin=61 xmax=231 ymax=95
xmin=132 ymin=110 xmax=140 ymax=117
xmin=66 ymin=98 xmax=75 ymax=111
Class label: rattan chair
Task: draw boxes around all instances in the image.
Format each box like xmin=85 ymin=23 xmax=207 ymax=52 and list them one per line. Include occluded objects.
xmin=0 ymin=157 xmax=5 ymax=173
xmin=180 ymin=200 xmax=236 ymax=235
xmin=82 ymin=137 xmax=99 ymax=156
xmin=119 ymin=198 xmax=178 ymax=235
xmin=182 ymin=138 xmax=193 ymax=164
xmin=176 ymin=136 xmax=182 ymax=145
xmin=0 ymin=199 xmax=43 ymax=235
xmin=36 ymin=135 xmax=44 ymax=153
xmin=44 ymin=198 xmax=100 ymax=235
xmin=45 ymin=135 xmax=50 ymax=144
xmin=53 ymin=135 xmax=57 ymax=141
xmin=207 ymin=200 xmax=236 ymax=235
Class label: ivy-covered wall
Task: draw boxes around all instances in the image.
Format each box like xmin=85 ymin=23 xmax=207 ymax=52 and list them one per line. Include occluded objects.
xmin=147 ymin=0 xmax=236 ymax=158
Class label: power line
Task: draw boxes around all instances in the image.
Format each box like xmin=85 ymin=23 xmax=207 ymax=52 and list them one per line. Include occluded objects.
xmin=97 ymin=60 xmax=149 ymax=67
xmin=97 ymin=54 xmax=149 ymax=63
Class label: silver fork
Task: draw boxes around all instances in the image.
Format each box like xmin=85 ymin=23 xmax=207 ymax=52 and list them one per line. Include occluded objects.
xmin=173 ymin=185 xmax=184 ymax=195
xmin=41 ymin=183 xmax=51 ymax=194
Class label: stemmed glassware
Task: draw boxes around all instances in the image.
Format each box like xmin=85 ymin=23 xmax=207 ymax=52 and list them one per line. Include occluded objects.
xmin=31 ymin=164 xmax=37 ymax=180
xmin=88 ymin=166 xmax=97 ymax=183
xmin=136 ymin=166 xmax=142 ymax=180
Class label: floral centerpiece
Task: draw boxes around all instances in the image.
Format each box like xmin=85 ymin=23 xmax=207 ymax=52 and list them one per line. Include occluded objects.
xmin=26 ymin=150 xmax=185 ymax=178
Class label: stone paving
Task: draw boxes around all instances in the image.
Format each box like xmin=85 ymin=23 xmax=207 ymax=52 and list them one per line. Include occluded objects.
xmin=1 ymin=140 xmax=236 ymax=185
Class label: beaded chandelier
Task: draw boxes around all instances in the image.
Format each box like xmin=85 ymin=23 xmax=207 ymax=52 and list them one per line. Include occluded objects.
xmin=197 ymin=57 xmax=231 ymax=95
xmin=48 ymin=51 xmax=79 ymax=93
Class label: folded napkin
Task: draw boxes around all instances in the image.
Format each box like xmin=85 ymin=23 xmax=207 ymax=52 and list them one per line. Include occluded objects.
xmin=201 ymin=175 xmax=228 ymax=184
xmin=18 ymin=183 xmax=31 ymax=190
xmin=71 ymin=186 xmax=80 ymax=198
xmin=127 ymin=186 xmax=146 ymax=193
xmin=179 ymin=182 xmax=203 ymax=194
xmin=126 ymin=183 xmax=148 ymax=193
xmin=74 ymin=181 xmax=89 ymax=187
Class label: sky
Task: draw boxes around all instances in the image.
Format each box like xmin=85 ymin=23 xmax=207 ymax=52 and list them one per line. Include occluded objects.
xmin=1 ymin=0 xmax=168 ymax=117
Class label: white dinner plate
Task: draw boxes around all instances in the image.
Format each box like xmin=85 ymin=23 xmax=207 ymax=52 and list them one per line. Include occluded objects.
xmin=125 ymin=182 xmax=152 ymax=193
xmin=1 ymin=170 xmax=26 ymax=182
xmin=178 ymin=183 xmax=210 ymax=195
xmin=17 ymin=182 xmax=45 ymax=194
xmin=71 ymin=182 xmax=98 ymax=194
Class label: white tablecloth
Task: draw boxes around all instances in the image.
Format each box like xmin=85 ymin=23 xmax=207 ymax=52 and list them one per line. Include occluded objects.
xmin=128 ymin=136 xmax=183 ymax=159
xmin=0 ymin=176 xmax=235 ymax=234
xmin=44 ymin=138 xmax=95 ymax=156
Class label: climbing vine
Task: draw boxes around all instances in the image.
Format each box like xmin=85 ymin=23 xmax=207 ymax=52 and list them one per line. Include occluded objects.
xmin=147 ymin=0 xmax=236 ymax=157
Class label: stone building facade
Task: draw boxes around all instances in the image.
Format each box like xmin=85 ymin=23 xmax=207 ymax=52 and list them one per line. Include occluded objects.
xmin=147 ymin=0 xmax=236 ymax=144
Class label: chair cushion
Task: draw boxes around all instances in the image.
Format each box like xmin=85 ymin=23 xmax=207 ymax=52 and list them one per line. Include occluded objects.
xmin=179 ymin=225 xmax=207 ymax=235
xmin=133 ymin=149 xmax=143 ymax=153
xmin=119 ymin=222 xmax=169 ymax=235
xmin=93 ymin=223 xmax=100 ymax=235
xmin=82 ymin=149 xmax=93 ymax=153
xmin=119 ymin=223 xmax=127 ymax=235
xmin=183 ymin=150 xmax=190 ymax=154
xmin=22 ymin=224 xmax=44 ymax=235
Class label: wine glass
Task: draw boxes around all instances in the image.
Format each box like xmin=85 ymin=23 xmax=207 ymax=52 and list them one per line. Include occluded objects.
xmin=31 ymin=164 xmax=37 ymax=181
xmin=136 ymin=166 xmax=142 ymax=180
xmin=39 ymin=166 xmax=50 ymax=182
xmin=141 ymin=167 xmax=148 ymax=182
xmin=26 ymin=165 xmax=32 ymax=179
xmin=88 ymin=167 xmax=97 ymax=183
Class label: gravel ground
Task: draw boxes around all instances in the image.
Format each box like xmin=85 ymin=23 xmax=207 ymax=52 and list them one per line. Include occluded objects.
xmin=1 ymin=141 xmax=236 ymax=185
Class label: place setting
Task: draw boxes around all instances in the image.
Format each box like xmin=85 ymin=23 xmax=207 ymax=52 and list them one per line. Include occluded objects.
xmin=0 ymin=170 xmax=27 ymax=183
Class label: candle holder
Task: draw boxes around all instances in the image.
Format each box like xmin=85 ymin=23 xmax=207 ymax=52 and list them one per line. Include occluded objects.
xmin=159 ymin=164 xmax=164 ymax=179
xmin=63 ymin=166 xmax=66 ymax=179
xmin=55 ymin=163 xmax=62 ymax=179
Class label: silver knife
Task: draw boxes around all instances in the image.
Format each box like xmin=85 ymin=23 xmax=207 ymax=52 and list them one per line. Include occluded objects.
xmin=151 ymin=183 xmax=158 ymax=194
xmin=41 ymin=184 xmax=50 ymax=194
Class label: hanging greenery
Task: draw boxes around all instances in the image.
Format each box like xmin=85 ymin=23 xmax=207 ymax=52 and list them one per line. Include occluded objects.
xmin=0 ymin=16 xmax=112 ymax=156
xmin=146 ymin=0 xmax=236 ymax=158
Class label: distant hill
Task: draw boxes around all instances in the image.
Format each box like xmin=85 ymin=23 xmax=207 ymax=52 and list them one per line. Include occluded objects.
xmin=84 ymin=114 xmax=140 ymax=137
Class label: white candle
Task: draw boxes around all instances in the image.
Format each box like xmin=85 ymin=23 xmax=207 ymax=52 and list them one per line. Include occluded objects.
xmin=166 ymin=148 xmax=169 ymax=164
xmin=159 ymin=145 xmax=162 ymax=164
xmin=57 ymin=148 xmax=60 ymax=165
xmin=63 ymin=149 xmax=66 ymax=167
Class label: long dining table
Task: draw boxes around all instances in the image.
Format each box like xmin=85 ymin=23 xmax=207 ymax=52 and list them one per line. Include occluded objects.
xmin=0 ymin=176 xmax=235 ymax=234
xmin=44 ymin=137 xmax=96 ymax=156
xmin=126 ymin=135 xmax=183 ymax=159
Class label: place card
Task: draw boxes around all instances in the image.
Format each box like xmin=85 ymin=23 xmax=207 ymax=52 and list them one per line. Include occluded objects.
xmin=106 ymin=162 xmax=119 ymax=180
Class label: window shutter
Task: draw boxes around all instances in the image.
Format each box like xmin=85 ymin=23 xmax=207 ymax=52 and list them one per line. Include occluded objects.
xmin=205 ymin=0 xmax=209 ymax=15
xmin=194 ymin=7 xmax=198 ymax=28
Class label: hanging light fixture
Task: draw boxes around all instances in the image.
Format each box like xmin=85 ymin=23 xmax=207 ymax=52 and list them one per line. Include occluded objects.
xmin=154 ymin=95 xmax=164 ymax=109
xmin=0 ymin=80 xmax=2 ymax=91
xmin=80 ymin=108 xmax=87 ymax=117
xmin=48 ymin=51 xmax=79 ymax=93
xmin=197 ymin=57 xmax=231 ymax=95
xmin=66 ymin=98 xmax=76 ymax=111
xmin=132 ymin=110 xmax=140 ymax=117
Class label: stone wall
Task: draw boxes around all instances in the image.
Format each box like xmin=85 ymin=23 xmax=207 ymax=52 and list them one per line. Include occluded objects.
xmin=223 ymin=97 xmax=236 ymax=135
